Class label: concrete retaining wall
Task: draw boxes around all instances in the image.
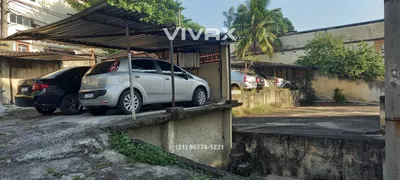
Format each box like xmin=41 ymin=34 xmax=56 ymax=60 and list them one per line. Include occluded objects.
xmin=229 ymin=131 xmax=384 ymax=180
xmin=126 ymin=108 xmax=232 ymax=169
xmin=312 ymin=74 xmax=384 ymax=102
xmin=232 ymin=88 xmax=300 ymax=110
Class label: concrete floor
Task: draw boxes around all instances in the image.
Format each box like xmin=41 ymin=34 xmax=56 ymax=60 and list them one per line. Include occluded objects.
xmin=233 ymin=106 xmax=383 ymax=140
xmin=0 ymin=103 xmax=222 ymax=128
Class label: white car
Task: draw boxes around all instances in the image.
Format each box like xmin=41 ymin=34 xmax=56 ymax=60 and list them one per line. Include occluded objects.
xmin=79 ymin=58 xmax=210 ymax=116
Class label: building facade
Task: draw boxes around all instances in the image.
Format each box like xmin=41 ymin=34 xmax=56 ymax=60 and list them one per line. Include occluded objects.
xmin=250 ymin=19 xmax=384 ymax=65
xmin=0 ymin=0 xmax=97 ymax=104
xmin=6 ymin=0 xmax=80 ymax=53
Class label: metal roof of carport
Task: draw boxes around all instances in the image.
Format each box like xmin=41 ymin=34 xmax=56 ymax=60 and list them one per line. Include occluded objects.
xmin=2 ymin=2 xmax=225 ymax=52
xmin=0 ymin=51 xmax=92 ymax=61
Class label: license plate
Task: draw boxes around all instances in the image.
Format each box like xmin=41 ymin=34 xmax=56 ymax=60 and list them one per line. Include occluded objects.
xmin=84 ymin=93 xmax=94 ymax=99
xmin=21 ymin=87 xmax=28 ymax=92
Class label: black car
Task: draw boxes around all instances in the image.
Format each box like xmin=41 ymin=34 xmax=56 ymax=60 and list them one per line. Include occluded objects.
xmin=15 ymin=66 xmax=90 ymax=115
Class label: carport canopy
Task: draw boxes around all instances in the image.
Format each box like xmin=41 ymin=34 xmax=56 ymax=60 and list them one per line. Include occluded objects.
xmin=1 ymin=1 xmax=232 ymax=119
xmin=0 ymin=51 xmax=92 ymax=61
xmin=1 ymin=2 xmax=227 ymax=52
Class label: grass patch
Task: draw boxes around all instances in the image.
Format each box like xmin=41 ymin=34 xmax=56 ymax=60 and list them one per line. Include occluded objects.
xmin=72 ymin=176 xmax=85 ymax=180
xmin=109 ymin=133 xmax=233 ymax=179
xmin=233 ymin=104 xmax=280 ymax=117
xmin=46 ymin=168 xmax=66 ymax=178
xmin=110 ymin=133 xmax=180 ymax=166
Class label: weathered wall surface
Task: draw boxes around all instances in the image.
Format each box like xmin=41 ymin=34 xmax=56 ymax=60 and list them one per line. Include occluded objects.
xmin=232 ymin=20 xmax=384 ymax=64
xmin=127 ymin=109 xmax=232 ymax=168
xmin=0 ymin=59 xmax=61 ymax=104
xmin=188 ymin=62 xmax=221 ymax=101
xmin=312 ymin=75 xmax=384 ymax=102
xmin=279 ymin=21 xmax=384 ymax=50
xmin=62 ymin=60 xmax=93 ymax=68
xmin=232 ymin=88 xmax=300 ymax=110
xmin=229 ymin=131 xmax=384 ymax=180
xmin=7 ymin=0 xmax=79 ymax=52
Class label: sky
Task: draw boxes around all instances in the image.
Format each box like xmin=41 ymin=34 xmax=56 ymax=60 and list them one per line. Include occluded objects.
xmin=179 ymin=0 xmax=384 ymax=31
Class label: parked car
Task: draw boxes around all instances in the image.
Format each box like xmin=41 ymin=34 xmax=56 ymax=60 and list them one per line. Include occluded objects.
xmin=231 ymin=70 xmax=257 ymax=90
xmin=246 ymin=73 xmax=266 ymax=90
xmin=263 ymin=75 xmax=286 ymax=87
xmin=78 ymin=58 xmax=210 ymax=116
xmin=282 ymin=81 xmax=299 ymax=90
xmin=15 ymin=66 xmax=91 ymax=115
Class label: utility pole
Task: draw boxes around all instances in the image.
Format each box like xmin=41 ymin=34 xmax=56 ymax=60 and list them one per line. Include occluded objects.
xmin=385 ymin=0 xmax=400 ymax=179
xmin=0 ymin=0 xmax=7 ymax=39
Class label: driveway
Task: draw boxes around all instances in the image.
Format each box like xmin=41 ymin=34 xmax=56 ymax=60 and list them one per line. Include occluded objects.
xmin=0 ymin=103 xmax=246 ymax=180
xmin=233 ymin=106 xmax=382 ymax=140
xmin=0 ymin=105 xmax=169 ymax=127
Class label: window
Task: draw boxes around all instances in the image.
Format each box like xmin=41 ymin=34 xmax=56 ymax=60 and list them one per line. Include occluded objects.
xmin=22 ymin=17 xmax=31 ymax=26
xmin=41 ymin=68 xmax=73 ymax=78
xmin=156 ymin=60 xmax=190 ymax=79
xmin=10 ymin=13 xmax=33 ymax=27
xmin=86 ymin=61 xmax=115 ymax=76
xmin=132 ymin=60 xmax=157 ymax=73
xmin=157 ymin=60 xmax=182 ymax=73
xmin=17 ymin=43 xmax=29 ymax=52
xmin=10 ymin=13 xmax=16 ymax=23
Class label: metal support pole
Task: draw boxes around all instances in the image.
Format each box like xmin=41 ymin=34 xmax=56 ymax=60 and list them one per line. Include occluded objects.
xmin=385 ymin=0 xmax=400 ymax=179
xmin=228 ymin=44 xmax=232 ymax=101
xmin=170 ymin=39 xmax=175 ymax=107
xmin=126 ymin=21 xmax=136 ymax=120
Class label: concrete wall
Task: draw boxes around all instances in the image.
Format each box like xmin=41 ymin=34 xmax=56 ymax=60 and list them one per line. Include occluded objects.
xmin=279 ymin=21 xmax=384 ymax=51
xmin=229 ymin=131 xmax=384 ymax=180
xmin=232 ymin=88 xmax=300 ymax=110
xmin=127 ymin=109 xmax=232 ymax=168
xmin=0 ymin=58 xmax=61 ymax=104
xmin=188 ymin=62 xmax=221 ymax=101
xmin=62 ymin=60 xmax=93 ymax=68
xmin=312 ymin=75 xmax=384 ymax=102
xmin=237 ymin=20 xmax=384 ymax=65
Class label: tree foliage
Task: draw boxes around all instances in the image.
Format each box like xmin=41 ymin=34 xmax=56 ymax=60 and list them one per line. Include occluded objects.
xmin=65 ymin=0 xmax=202 ymax=29
xmin=296 ymin=33 xmax=384 ymax=81
xmin=224 ymin=0 xmax=295 ymax=60
xmin=223 ymin=6 xmax=236 ymax=28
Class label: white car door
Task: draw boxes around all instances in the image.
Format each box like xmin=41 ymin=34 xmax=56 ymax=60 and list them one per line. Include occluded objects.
xmin=131 ymin=60 xmax=165 ymax=103
xmin=155 ymin=60 xmax=194 ymax=102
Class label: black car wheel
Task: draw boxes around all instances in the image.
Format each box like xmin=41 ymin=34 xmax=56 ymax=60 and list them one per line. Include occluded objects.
xmin=60 ymin=94 xmax=83 ymax=115
xmin=192 ymin=87 xmax=207 ymax=106
xmin=118 ymin=90 xmax=141 ymax=115
xmin=231 ymin=84 xmax=240 ymax=90
xmin=87 ymin=107 xmax=108 ymax=116
xmin=35 ymin=107 xmax=56 ymax=115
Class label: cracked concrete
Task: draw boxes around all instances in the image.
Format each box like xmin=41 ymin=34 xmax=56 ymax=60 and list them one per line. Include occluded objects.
xmin=0 ymin=105 xmax=244 ymax=180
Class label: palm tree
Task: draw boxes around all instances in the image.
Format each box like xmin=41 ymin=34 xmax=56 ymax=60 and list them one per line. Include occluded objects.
xmin=233 ymin=0 xmax=291 ymax=71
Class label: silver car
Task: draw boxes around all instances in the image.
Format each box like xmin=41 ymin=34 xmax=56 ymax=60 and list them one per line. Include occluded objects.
xmin=230 ymin=70 xmax=257 ymax=90
xmin=79 ymin=58 xmax=210 ymax=116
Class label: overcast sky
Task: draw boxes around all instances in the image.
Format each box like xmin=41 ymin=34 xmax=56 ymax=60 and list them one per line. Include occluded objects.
xmin=180 ymin=0 xmax=384 ymax=31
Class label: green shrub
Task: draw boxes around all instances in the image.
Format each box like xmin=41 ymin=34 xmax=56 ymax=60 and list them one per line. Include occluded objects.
xmin=333 ymin=88 xmax=347 ymax=102
xmin=109 ymin=133 xmax=179 ymax=166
